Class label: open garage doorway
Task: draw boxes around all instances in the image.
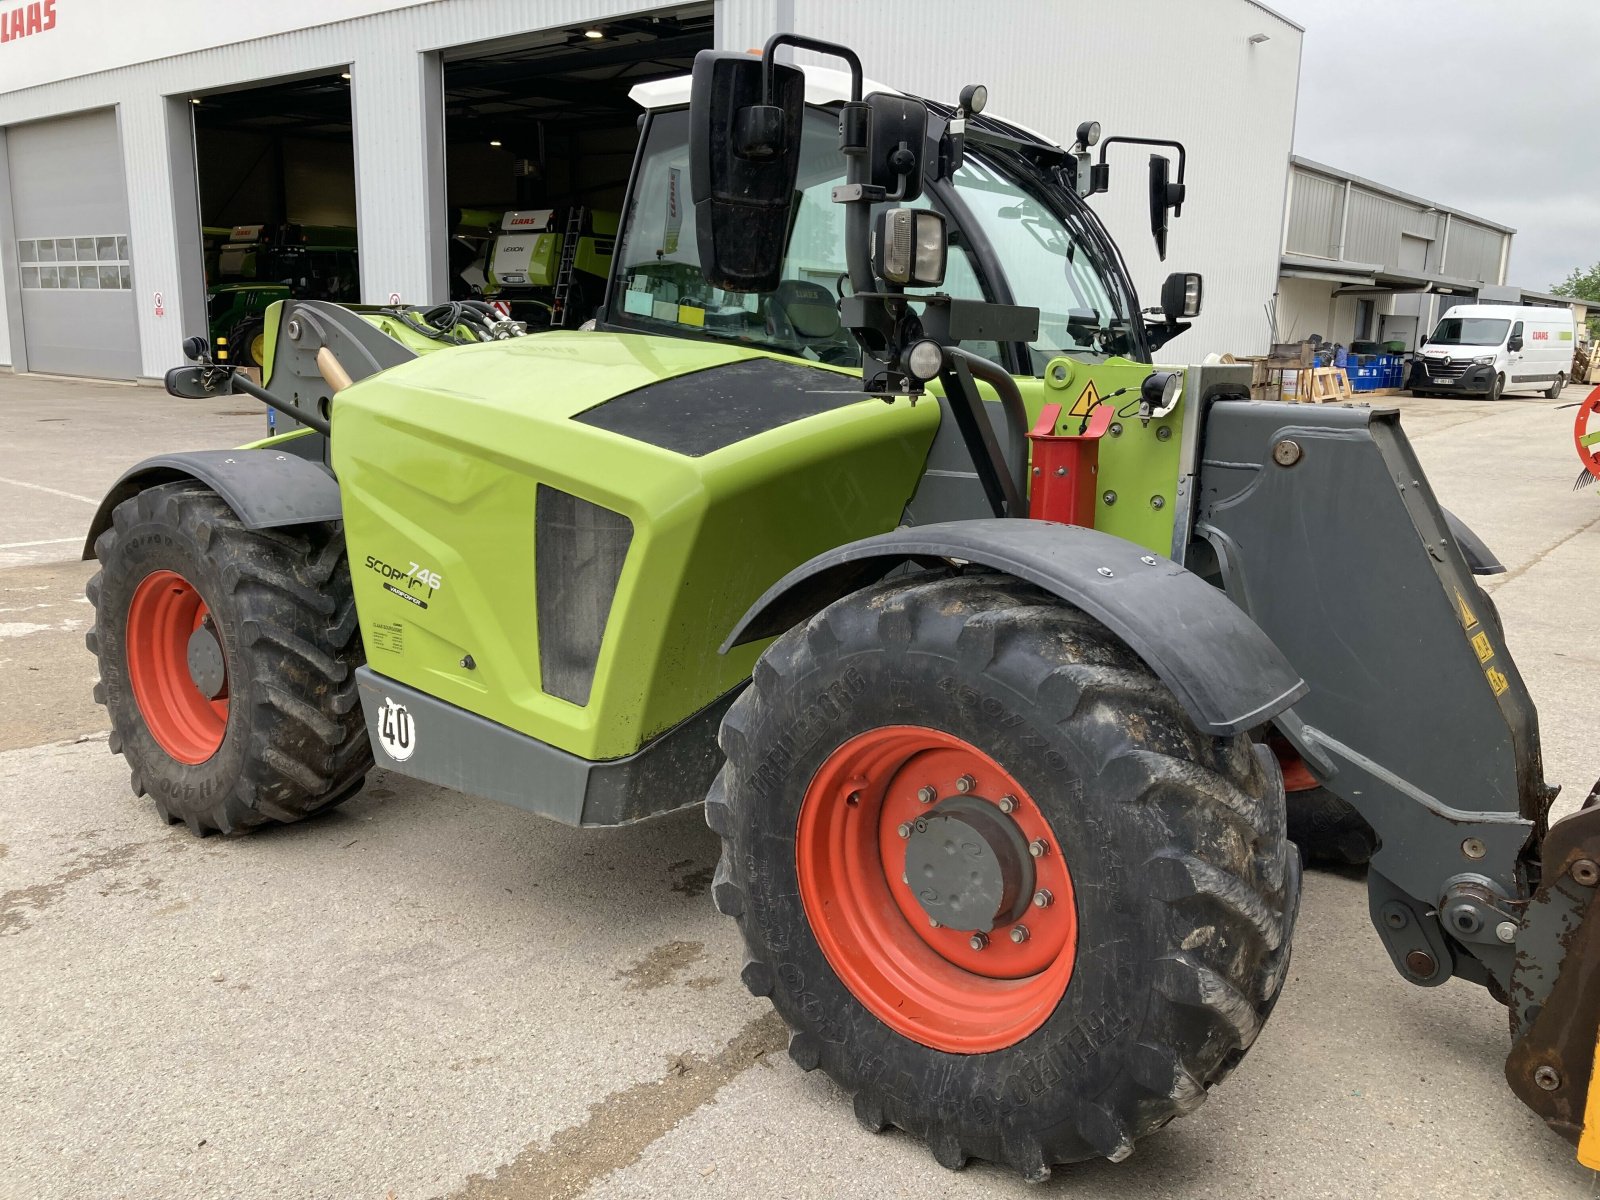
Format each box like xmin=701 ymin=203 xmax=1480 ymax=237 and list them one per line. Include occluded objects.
xmin=443 ymin=5 xmax=712 ymax=329
xmin=191 ymin=71 xmax=357 ymax=368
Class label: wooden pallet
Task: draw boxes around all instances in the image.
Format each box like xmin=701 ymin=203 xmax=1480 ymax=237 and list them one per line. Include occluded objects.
xmin=1301 ymin=366 xmax=1354 ymax=403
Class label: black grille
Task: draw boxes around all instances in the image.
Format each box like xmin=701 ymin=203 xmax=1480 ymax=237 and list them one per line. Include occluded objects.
xmin=535 ymin=486 xmax=633 ymax=706
xmin=1422 ymin=359 xmax=1471 ymax=379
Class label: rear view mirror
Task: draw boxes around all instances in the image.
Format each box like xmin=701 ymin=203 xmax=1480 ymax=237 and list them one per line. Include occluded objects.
xmin=1508 ymin=336 xmax=1524 ymax=352
xmin=688 ymin=50 xmax=806 ymax=292
xmin=865 ymin=92 xmax=927 ymax=201
xmin=1161 ymin=272 xmax=1202 ymax=321
xmin=165 ymin=365 xmax=232 ymax=399
xmin=1148 ymin=155 xmax=1186 ymax=261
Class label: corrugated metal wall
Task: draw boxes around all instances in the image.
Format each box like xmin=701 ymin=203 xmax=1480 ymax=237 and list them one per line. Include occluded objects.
xmin=1445 ymin=220 xmax=1506 ymax=284
xmin=0 ymin=0 xmax=1301 ymax=374
xmin=777 ymin=0 xmax=1303 ymax=358
xmin=1343 ymin=189 xmax=1440 ymax=270
xmin=1285 ymin=171 xmax=1343 ymax=259
xmin=1284 ymin=160 xmax=1510 ymax=284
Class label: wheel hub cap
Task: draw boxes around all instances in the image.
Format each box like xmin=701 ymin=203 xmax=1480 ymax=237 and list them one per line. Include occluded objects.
xmin=903 ymin=796 xmax=1034 ymax=932
xmin=186 ymin=623 xmax=227 ymax=699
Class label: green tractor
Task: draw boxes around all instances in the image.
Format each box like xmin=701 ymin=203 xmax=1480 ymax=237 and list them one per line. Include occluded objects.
xmin=205 ymin=223 xmax=360 ymax=367
xmin=84 ymin=38 xmax=1600 ymax=1179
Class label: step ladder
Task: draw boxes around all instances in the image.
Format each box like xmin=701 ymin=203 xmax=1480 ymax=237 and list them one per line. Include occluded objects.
xmin=551 ymin=206 xmax=584 ymax=326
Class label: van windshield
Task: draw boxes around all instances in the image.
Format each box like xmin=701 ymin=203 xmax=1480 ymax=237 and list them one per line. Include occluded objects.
xmin=1428 ymin=317 xmax=1509 ymax=347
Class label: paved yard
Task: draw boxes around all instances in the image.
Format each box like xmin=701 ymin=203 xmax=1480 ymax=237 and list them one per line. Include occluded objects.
xmin=1 ymin=371 xmax=1596 ymax=1199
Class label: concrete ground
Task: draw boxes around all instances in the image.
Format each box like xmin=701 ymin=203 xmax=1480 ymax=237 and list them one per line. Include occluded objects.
xmin=1 ymin=369 xmax=1597 ymax=1200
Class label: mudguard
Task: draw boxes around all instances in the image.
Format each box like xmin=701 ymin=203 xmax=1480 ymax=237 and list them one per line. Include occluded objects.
xmin=82 ymin=449 xmax=341 ymax=559
xmin=723 ymin=518 xmax=1308 ymax=737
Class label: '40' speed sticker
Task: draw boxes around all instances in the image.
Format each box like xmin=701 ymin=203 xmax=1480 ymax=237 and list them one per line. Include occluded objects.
xmin=376 ymin=697 xmax=416 ymax=761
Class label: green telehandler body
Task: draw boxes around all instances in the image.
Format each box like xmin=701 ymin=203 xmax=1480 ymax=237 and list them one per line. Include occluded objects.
xmin=82 ymin=37 xmax=1600 ymax=1179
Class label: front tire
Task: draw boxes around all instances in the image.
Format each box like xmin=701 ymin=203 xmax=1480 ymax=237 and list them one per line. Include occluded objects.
xmin=707 ymin=573 xmax=1299 ymax=1177
xmin=87 ymin=482 xmax=371 ymax=835
xmin=1485 ymin=372 xmax=1505 ymax=402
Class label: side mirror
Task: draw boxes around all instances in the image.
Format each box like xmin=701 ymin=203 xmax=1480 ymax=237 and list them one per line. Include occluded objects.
xmin=865 ymin=92 xmax=927 ymax=201
xmin=688 ymin=50 xmax=806 ymax=293
xmin=165 ymin=365 xmax=232 ymax=399
xmin=1148 ymin=155 xmax=1186 ymax=261
xmin=181 ymin=334 xmax=209 ymax=362
xmin=1161 ymin=272 xmax=1202 ymax=321
xmin=1508 ymin=336 xmax=1524 ymax=352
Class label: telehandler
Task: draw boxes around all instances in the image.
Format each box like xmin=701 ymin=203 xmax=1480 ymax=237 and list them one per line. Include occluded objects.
xmin=83 ymin=35 xmax=1600 ymax=1180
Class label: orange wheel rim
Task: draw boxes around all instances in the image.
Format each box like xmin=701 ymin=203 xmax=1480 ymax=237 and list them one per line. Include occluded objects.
xmin=126 ymin=570 xmax=229 ymax=764
xmin=796 ymin=726 xmax=1078 ymax=1053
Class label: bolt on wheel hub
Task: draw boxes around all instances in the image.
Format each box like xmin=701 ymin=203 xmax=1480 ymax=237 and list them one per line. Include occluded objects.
xmin=902 ymin=795 xmax=1034 ymax=932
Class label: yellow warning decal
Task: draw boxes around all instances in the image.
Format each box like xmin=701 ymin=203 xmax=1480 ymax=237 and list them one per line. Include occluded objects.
xmin=1485 ymin=665 xmax=1510 ymax=696
xmin=1471 ymin=631 xmax=1494 ymax=664
xmin=1454 ymin=590 xmax=1479 ymax=631
xmin=1069 ymin=379 xmax=1103 ymax=418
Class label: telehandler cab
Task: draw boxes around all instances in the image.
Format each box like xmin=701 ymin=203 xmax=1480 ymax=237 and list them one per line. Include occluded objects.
xmin=84 ymin=35 xmax=1600 ymax=1180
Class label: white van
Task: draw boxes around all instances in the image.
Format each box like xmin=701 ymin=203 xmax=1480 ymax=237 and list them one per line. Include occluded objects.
xmin=1411 ymin=304 xmax=1575 ymax=400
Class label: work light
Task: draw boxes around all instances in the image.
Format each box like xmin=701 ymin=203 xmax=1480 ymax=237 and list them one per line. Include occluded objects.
xmin=872 ymin=208 xmax=947 ymax=288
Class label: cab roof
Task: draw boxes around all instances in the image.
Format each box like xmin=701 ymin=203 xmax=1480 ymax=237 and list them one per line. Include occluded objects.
xmin=628 ymin=63 xmax=1061 ymax=152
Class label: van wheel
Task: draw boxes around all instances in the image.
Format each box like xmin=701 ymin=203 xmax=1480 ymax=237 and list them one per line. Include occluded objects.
xmin=1546 ymin=372 xmax=1566 ymax=400
xmin=1486 ymin=373 xmax=1505 ymax=402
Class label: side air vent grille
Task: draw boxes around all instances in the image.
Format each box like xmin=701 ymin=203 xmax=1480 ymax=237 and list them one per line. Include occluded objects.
xmin=535 ymin=485 xmax=633 ymax=706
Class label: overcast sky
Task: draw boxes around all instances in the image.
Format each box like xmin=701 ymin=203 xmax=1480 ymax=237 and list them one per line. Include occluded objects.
xmin=1270 ymin=0 xmax=1599 ymax=292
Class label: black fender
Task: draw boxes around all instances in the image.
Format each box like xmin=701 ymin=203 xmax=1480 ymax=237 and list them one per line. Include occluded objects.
xmin=723 ymin=519 xmax=1308 ymax=737
xmin=1441 ymin=507 xmax=1505 ymax=575
xmin=82 ymin=448 xmax=341 ymax=560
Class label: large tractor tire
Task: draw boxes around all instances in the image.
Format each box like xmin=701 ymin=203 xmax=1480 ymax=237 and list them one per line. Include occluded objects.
xmin=1283 ymin=780 xmax=1378 ymax=867
xmin=707 ymin=573 xmax=1299 ymax=1179
xmin=228 ymin=319 xmax=267 ymax=370
xmin=86 ymin=481 xmax=371 ymax=835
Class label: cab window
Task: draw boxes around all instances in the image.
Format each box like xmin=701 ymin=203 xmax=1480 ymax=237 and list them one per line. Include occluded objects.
xmin=609 ymin=108 xmax=997 ymax=367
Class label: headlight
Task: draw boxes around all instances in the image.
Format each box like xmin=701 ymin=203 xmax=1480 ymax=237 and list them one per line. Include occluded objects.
xmin=872 ymin=208 xmax=947 ymax=288
xmin=1472 ymin=355 xmax=1494 ymax=366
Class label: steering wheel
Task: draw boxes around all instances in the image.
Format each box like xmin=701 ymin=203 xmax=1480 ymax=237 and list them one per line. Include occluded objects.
xmin=1577 ymin=385 xmax=1600 ymax=484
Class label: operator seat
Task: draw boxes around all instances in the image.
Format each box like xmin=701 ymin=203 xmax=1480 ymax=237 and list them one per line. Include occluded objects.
xmin=767 ymin=279 xmax=842 ymax=345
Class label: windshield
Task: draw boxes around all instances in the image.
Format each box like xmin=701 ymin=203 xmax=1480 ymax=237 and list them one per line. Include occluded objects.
xmin=608 ymin=106 xmax=1137 ymax=375
xmin=1428 ymin=317 xmax=1509 ymax=347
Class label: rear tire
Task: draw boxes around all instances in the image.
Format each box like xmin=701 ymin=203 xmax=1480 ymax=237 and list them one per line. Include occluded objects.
xmin=229 ymin=319 xmax=267 ymax=369
xmin=707 ymin=573 xmax=1299 ymax=1177
xmin=1547 ymin=372 xmax=1566 ymax=400
xmin=1285 ymin=785 xmax=1378 ymax=866
xmin=87 ymin=481 xmax=371 ymax=835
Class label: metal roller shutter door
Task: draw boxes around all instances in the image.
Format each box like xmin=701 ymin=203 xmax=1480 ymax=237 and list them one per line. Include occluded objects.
xmin=8 ymin=109 xmax=140 ymax=379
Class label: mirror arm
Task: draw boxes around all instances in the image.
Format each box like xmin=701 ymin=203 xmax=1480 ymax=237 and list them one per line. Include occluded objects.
xmin=226 ymin=368 xmax=331 ymax=436
xmin=1093 ymin=135 xmax=1188 ymax=203
xmin=760 ymin=33 xmax=863 ymax=103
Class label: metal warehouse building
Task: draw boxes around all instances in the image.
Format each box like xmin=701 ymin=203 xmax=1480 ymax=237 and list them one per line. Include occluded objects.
xmin=0 ymin=0 xmax=1303 ymax=381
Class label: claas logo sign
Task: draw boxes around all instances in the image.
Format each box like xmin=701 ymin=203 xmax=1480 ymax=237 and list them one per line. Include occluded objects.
xmin=0 ymin=0 xmax=57 ymax=42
